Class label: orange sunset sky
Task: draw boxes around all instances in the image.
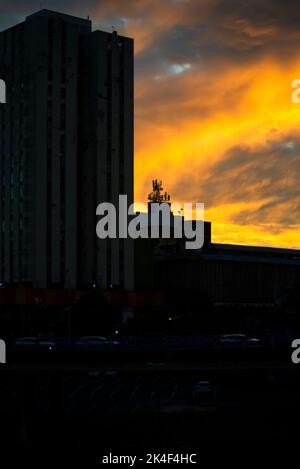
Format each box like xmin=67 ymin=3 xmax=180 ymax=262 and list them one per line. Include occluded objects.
xmin=2 ymin=0 xmax=300 ymax=248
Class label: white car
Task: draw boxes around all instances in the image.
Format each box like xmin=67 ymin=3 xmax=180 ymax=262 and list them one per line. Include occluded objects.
xmin=76 ymin=336 xmax=119 ymax=350
xmin=193 ymin=380 xmax=213 ymax=397
xmin=218 ymin=334 xmax=261 ymax=347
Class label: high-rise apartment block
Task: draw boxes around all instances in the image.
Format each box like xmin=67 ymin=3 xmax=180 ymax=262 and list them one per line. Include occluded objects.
xmin=0 ymin=10 xmax=134 ymax=290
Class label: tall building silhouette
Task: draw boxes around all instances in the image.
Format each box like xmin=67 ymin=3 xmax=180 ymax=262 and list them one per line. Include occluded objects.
xmin=0 ymin=10 xmax=134 ymax=290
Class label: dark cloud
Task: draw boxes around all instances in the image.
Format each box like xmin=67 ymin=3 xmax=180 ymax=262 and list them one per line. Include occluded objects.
xmin=172 ymin=132 xmax=300 ymax=226
xmin=1 ymin=1 xmax=300 ymax=72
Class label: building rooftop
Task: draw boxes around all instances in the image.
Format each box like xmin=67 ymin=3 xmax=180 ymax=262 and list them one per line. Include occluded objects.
xmin=211 ymin=243 xmax=300 ymax=258
xmin=26 ymin=9 xmax=92 ymax=30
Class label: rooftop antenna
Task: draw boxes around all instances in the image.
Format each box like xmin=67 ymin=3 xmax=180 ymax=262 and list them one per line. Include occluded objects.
xmin=148 ymin=179 xmax=171 ymax=204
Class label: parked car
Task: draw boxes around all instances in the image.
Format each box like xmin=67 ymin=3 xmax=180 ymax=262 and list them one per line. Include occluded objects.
xmin=14 ymin=337 xmax=38 ymax=350
xmin=14 ymin=337 xmax=57 ymax=351
xmin=218 ymin=334 xmax=261 ymax=347
xmin=75 ymin=336 xmax=119 ymax=350
xmin=193 ymin=380 xmax=214 ymax=398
